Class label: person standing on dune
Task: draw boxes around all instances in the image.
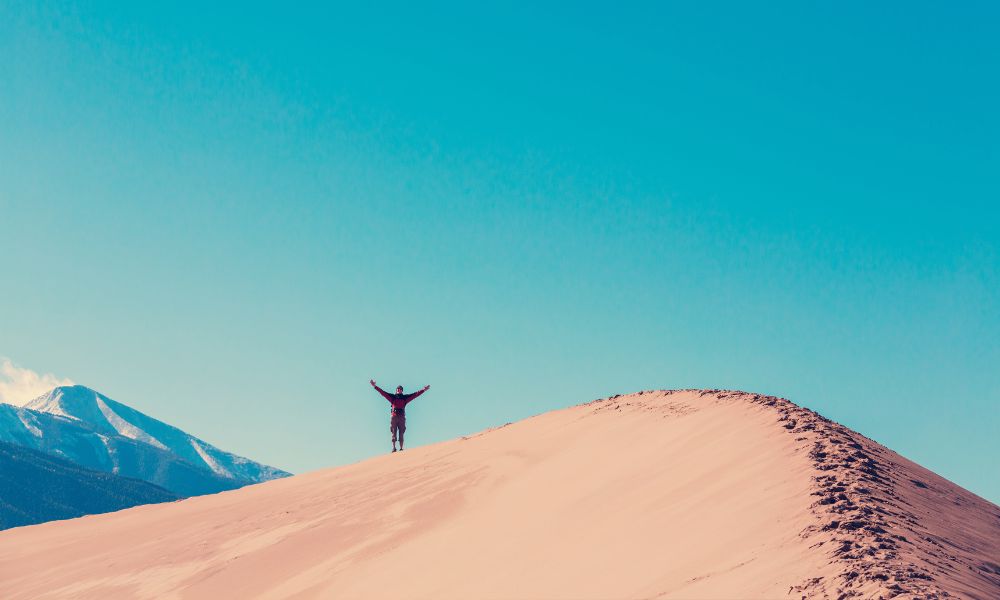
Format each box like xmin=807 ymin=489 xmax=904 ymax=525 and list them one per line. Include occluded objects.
xmin=370 ymin=380 xmax=430 ymax=452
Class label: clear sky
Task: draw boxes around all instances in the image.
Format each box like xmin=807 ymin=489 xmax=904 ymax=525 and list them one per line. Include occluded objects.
xmin=2 ymin=2 xmax=998 ymax=502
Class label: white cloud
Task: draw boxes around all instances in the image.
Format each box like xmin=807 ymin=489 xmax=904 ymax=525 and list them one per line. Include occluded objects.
xmin=0 ymin=358 xmax=74 ymax=407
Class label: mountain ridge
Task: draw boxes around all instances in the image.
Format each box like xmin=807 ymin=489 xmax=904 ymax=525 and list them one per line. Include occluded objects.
xmin=25 ymin=385 xmax=289 ymax=483
xmin=0 ymin=385 xmax=289 ymax=499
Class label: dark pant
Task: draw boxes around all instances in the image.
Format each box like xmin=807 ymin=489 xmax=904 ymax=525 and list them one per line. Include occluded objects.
xmin=390 ymin=414 xmax=406 ymax=445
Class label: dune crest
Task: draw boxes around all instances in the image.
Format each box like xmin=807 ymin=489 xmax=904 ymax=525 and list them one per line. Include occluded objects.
xmin=1 ymin=390 xmax=997 ymax=599
xmin=730 ymin=391 xmax=1000 ymax=598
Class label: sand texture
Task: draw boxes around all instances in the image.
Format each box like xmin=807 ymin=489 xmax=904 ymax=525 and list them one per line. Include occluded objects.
xmin=1 ymin=390 xmax=998 ymax=599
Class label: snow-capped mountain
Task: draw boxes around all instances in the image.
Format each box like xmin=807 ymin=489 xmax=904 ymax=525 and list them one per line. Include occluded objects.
xmin=0 ymin=385 xmax=290 ymax=497
xmin=26 ymin=386 xmax=289 ymax=484
xmin=0 ymin=402 xmax=241 ymax=496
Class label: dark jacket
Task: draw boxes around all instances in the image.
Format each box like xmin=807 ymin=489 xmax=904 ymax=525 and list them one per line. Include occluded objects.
xmin=373 ymin=385 xmax=427 ymax=415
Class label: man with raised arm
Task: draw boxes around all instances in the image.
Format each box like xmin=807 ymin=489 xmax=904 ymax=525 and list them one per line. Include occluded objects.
xmin=370 ymin=379 xmax=430 ymax=452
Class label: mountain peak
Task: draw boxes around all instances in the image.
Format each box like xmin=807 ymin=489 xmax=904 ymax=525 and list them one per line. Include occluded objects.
xmin=26 ymin=385 xmax=108 ymax=423
xmin=25 ymin=385 xmax=161 ymax=446
xmin=18 ymin=384 xmax=290 ymax=490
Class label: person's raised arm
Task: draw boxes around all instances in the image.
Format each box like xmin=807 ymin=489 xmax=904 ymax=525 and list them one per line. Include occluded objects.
xmin=370 ymin=379 xmax=393 ymax=401
xmin=405 ymin=385 xmax=430 ymax=403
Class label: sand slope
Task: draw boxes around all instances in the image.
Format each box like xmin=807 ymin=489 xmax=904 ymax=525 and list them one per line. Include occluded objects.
xmin=1 ymin=390 xmax=997 ymax=599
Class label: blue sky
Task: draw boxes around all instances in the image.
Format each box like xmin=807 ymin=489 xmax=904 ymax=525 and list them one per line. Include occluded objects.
xmin=1 ymin=2 xmax=997 ymax=502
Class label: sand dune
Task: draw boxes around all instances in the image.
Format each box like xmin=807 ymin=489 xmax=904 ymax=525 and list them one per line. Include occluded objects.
xmin=1 ymin=390 xmax=998 ymax=599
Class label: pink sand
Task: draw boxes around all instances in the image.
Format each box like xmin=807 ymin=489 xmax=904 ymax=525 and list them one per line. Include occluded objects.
xmin=1 ymin=390 xmax=998 ymax=599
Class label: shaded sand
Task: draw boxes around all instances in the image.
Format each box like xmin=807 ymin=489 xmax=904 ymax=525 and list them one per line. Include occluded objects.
xmin=1 ymin=390 xmax=998 ymax=599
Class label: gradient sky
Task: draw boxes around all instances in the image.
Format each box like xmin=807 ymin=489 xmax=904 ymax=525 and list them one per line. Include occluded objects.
xmin=2 ymin=2 xmax=998 ymax=502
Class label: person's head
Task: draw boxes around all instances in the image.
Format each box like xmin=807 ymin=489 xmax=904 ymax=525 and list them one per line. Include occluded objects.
xmin=396 ymin=385 xmax=404 ymax=394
